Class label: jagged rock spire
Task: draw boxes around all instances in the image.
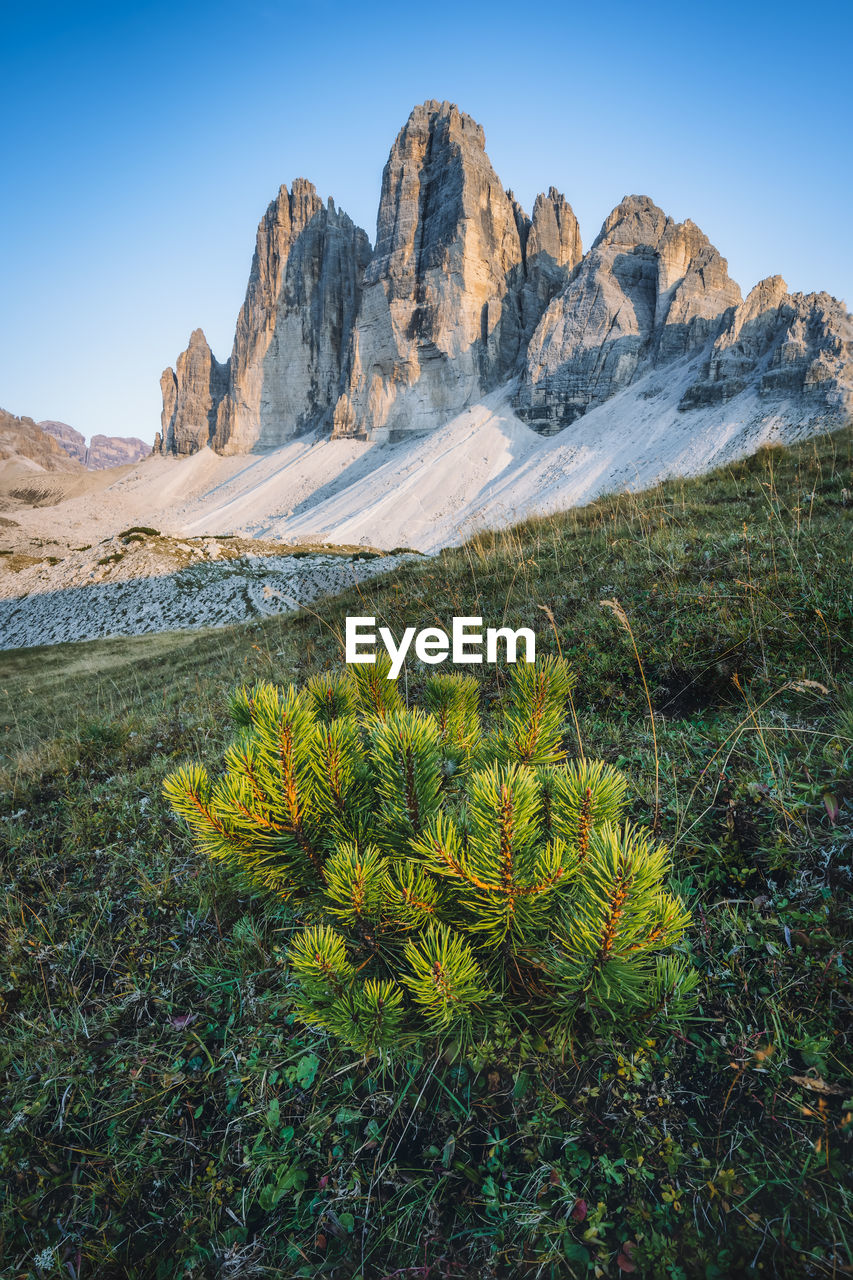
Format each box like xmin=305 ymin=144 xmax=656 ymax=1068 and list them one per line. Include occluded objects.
xmin=158 ymin=328 xmax=228 ymax=456
xmin=332 ymin=100 xmax=571 ymax=438
xmin=158 ymin=182 xmax=370 ymax=455
xmin=517 ymin=194 xmax=742 ymax=429
xmin=158 ymin=108 xmax=852 ymax=453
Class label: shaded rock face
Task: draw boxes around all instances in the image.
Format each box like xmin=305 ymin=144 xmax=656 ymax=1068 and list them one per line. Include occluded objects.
xmin=681 ymin=276 xmax=853 ymax=412
xmin=517 ymin=188 xmax=583 ymax=347
xmin=39 ymin=420 xmax=150 ymax=468
xmin=332 ymin=102 xmax=581 ymax=438
xmin=157 ymin=329 xmax=229 ymax=456
xmin=517 ymin=195 xmax=743 ymax=429
xmin=158 ymin=182 xmax=370 ymax=455
xmin=213 ymin=181 xmax=372 ymax=452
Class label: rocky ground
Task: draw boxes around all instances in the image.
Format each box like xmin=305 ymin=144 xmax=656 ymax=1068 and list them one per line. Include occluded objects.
xmin=0 ymin=529 xmax=412 ymax=649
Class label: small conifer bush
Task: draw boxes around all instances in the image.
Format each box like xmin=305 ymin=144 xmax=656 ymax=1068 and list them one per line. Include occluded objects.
xmin=164 ymin=657 xmax=697 ymax=1054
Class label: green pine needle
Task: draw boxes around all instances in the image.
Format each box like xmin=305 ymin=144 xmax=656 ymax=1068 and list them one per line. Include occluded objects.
xmin=165 ymin=659 xmax=696 ymax=1054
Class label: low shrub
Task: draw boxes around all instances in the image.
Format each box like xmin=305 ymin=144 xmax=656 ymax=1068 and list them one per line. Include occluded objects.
xmin=164 ymin=657 xmax=696 ymax=1055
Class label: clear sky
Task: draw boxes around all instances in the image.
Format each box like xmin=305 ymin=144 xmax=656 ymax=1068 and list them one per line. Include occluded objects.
xmin=2 ymin=0 xmax=851 ymax=444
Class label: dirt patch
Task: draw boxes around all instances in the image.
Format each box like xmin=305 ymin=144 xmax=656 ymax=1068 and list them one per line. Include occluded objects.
xmin=652 ymin=660 xmax=736 ymax=719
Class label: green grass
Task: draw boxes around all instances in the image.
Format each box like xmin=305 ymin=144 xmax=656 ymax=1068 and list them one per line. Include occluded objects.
xmin=0 ymin=430 xmax=851 ymax=1278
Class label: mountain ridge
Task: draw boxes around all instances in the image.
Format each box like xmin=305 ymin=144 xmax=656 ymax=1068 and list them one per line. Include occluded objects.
xmin=155 ymin=100 xmax=852 ymax=460
xmin=38 ymin=420 xmax=151 ymax=469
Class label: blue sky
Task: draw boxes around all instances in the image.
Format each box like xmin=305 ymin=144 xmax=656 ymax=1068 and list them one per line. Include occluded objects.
xmin=2 ymin=0 xmax=851 ymax=444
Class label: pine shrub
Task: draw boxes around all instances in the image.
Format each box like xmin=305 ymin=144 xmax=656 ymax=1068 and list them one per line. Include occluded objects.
xmin=164 ymin=657 xmax=697 ymax=1054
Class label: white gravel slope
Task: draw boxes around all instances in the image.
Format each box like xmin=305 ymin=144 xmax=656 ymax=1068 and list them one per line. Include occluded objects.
xmin=0 ymin=365 xmax=835 ymax=649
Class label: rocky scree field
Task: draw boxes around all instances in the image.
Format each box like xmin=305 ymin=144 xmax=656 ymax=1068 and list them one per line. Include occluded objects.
xmin=0 ymin=527 xmax=413 ymax=649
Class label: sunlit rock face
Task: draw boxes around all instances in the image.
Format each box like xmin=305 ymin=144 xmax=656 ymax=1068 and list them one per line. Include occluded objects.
xmin=158 ymin=182 xmax=370 ymax=455
xmin=157 ymin=106 xmax=852 ymax=454
xmin=332 ymin=101 xmax=581 ymax=439
xmin=158 ymin=328 xmax=229 ymax=456
xmin=213 ymin=181 xmax=371 ymax=452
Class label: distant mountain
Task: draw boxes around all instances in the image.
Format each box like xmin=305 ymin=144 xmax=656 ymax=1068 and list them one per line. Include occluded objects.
xmin=39 ymin=420 xmax=150 ymax=469
xmin=156 ymin=100 xmax=852 ymax=460
xmin=0 ymin=408 xmax=81 ymax=472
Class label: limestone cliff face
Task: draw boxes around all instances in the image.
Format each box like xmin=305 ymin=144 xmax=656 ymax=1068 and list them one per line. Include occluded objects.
xmin=0 ymin=409 xmax=81 ymax=472
xmin=85 ymin=434 xmax=151 ymax=468
xmin=157 ymin=329 xmax=229 ymax=456
xmin=158 ymin=105 xmax=852 ymax=454
xmin=518 ymin=188 xmax=583 ymax=345
xmin=40 ymin=420 xmax=150 ymax=468
xmin=332 ymin=101 xmax=576 ymax=438
xmin=213 ymin=180 xmax=371 ymax=452
xmin=517 ymin=195 xmax=743 ymax=429
xmin=157 ymin=181 xmax=370 ymax=455
xmin=39 ymin=420 xmax=87 ymax=464
xmin=681 ymin=276 xmax=853 ymax=412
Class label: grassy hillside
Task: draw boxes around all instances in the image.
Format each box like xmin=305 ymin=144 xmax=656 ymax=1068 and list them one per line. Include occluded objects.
xmin=1 ymin=430 xmax=851 ymax=1279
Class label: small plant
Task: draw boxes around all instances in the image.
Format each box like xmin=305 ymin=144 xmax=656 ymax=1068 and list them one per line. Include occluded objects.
xmin=77 ymin=715 xmax=131 ymax=760
xmin=118 ymin=526 xmax=160 ymax=538
xmin=164 ymin=658 xmax=696 ymax=1054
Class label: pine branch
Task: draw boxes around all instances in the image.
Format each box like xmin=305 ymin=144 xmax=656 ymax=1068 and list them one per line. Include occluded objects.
xmin=424 ymin=673 xmax=480 ymax=765
xmin=288 ymin=925 xmax=355 ymax=1000
xmin=370 ymin=709 xmax=442 ymax=846
xmin=323 ymin=842 xmax=389 ymax=928
xmin=402 ymin=924 xmax=490 ymax=1033
xmin=349 ymin=652 xmax=402 ymax=720
xmin=306 ymin=671 xmax=357 ymax=724
xmin=494 ymin=656 xmax=575 ymax=766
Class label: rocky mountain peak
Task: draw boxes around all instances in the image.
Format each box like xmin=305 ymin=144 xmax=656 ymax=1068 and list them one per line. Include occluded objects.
xmin=399 ymin=99 xmax=486 ymax=152
xmin=157 ymin=103 xmax=852 ymax=455
xmin=188 ymin=327 xmax=211 ymax=352
xmin=158 ymin=327 xmax=228 ymax=455
xmin=590 ymin=195 xmax=737 ymax=316
xmin=157 ymin=180 xmax=371 ymax=455
xmin=1 ymin=411 xmax=150 ymax=473
xmin=289 ymin=177 xmax=324 ymax=226
xmin=240 ymin=182 xmax=325 ymax=320
xmin=333 ymin=100 xmax=562 ymax=438
xmin=365 ymin=97 xmax=517 ymax=288
xmin=40 ymin=420 xmax=150 ymax=468
xmin=517 ymin=193 xmax=742 ymax=429
xmin=0 ymin=408 xmax=81 ymax=472
xmin=681 ymin=277 xmax=853 ymax=412
xmin=593 ymin=193 xmax=671 ymax=248
xmin=529 ymin=188 xmax=582 ymax=271
xmin=39 ymin=420 xmax=87 ymax=464
xmin=732 ymin=275 xmax=789 ymax=330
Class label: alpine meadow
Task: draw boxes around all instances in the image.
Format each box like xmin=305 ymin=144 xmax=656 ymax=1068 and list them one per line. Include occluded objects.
xmin=1 ymin=430 xmax=851 ymax=1277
